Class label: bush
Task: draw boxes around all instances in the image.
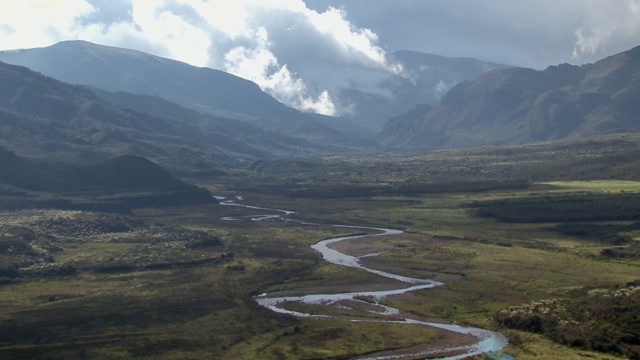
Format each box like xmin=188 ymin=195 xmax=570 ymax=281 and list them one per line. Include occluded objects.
xmin=470 ymin=193 xmax=640 ymax=223
xmin=496 ymin=286 xmax=640 ymax=358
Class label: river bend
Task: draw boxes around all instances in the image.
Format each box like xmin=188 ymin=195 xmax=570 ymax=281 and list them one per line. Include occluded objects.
xmin=217 ymin=196 xmax=509 ymax=359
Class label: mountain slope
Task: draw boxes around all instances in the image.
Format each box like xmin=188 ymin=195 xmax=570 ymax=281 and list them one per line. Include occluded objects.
xmin=91 ymin=88 xmax=374 ymax=151
xmin=0 ymin=146 xmax=194 ymax=192
xmin=0 ymin=146 xmax=214 ymax=211
xmin=0 ymin=60 xmax=373 ymax=173
xmin=0 ymin=41 xmax=375 ymax=147
xmin=89 ymin=155 xmax=192 ymax=191
xmin=0 ymin=60 xmax=240 ymax=170
xmin=0 ymin=40 xmax=299 ymax=120
xmin=333 ymin=50 xmax=504 ymax=130
xmin=379 ymin=45 xmax=640 ymax=150
xmin=0 ymin=146 xmax=90 ymax=192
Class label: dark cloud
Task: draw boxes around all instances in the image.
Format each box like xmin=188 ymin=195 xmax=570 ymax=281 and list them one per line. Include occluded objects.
xmin=304 ymin=0 xmax=640 ymax=68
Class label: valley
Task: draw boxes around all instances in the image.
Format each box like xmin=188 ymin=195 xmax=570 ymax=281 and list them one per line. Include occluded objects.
xmin=1 ymin=133 xmax=639 ymax=359
xmin=0 ymin=34 xmax=639 ymax=360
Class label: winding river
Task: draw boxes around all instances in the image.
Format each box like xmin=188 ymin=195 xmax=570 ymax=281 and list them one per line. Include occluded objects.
xmin=217 ymin=196 xmax=510 ymax=359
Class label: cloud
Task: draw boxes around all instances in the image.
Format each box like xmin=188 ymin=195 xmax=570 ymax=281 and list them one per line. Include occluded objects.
xmin=435 ymin=80 xmax=457 ymax=98
xmin=126 ymin=0 xmax=212 ymax=66
xmin=3 ymin=0 xmax=639 ymax=117
xmin=571 ymin=0 xmax=640 ymax=62
xmin=0 ymin=0 xmax=96 ymax=50
xmin=310 ymin=0 xmax=640 ymax=68
xmin=223 ymin=26 xmax=337 ymax=115
xmin=198 ymin=1 xmax=403 ymax=115
xmin=0 ymin=0 xmax=407 ymax=116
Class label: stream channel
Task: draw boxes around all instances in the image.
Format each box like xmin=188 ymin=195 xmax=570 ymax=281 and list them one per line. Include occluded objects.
xmin=217 ymin=195 xmax=511 ymax=359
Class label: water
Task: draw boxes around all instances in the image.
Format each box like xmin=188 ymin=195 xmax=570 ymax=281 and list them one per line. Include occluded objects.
xmin=217 ymin=195 xmax=512 ymax=359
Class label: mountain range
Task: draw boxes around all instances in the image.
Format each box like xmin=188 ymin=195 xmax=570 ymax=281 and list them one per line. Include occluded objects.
xmin=0 ymin=59 xmax=379 ymax=175
xmin=0 ymin=41 xmax=503 ymax=134
xmin=379 ymin=45 xmax=640 ymax=150
xmin=0 ymin=40 xmax=297 ymax=120
xmin=0 ymin=41 xmax=380 ymax=147
xmin=333 ymin=50 xmax=504 ymax=130
xmin=1 ymin=40 xmax=639 ymax=163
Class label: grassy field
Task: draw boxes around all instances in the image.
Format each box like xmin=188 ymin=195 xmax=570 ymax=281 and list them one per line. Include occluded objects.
xmin=211 ymin=179 xmax=639 ymax=358
xmin=2 ymin=134 xmax=640 ymax=359
xmin=224 ymin=320 xmax=441 ymax=359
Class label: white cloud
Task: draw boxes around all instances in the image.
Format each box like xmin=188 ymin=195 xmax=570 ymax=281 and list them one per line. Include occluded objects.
xmin=160 ymin=0 xmax=404 ymax=116
xmin=302 ymin=6 xmax=401 ymax=73
xmin=199 ymin=1 xmax=403 ymax=115
xmin=571 ymin=0 xmax=640 ymax=62
xmin=0 ymin=0 xmax=406 ymax=116
xmin=223 ymin=27 xmax=337 ymax=115
xmin=0 ymin=0 xmax=96 ymax=50
xmin=127 ymin=0 xmax=211 ymax=66
xmin=4 ymin=0 xmax=638 ymax=117
xmin=435 ymin=80 xmax=457 ymax=97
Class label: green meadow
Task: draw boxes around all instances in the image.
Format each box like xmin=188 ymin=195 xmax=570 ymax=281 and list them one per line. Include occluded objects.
xmin=2 ymin=135 xmax=640 ymax=359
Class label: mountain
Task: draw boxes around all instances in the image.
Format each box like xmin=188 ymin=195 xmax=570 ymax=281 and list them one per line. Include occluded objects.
xmin=0 ymin=146 xmax=214 ymax=211
xmin=89 ymin=154 xmax=192 ymax=191
xmin=378 ymin=45 xmax=640 ymax=150
xmin=0 ymin=146 xmax=193 ymax=192
xmin=0 ymin=40 xmax=299 ymax=120
xmin=0 ymin=41 xmax=375 ymax=144
xmin=0 ymin=59 xmax=239 ymax=171
xmin=332 ymin=50 xmax=504 ymax=130
xmin=0 ymin=146 xmax=89 ymax=192
xmin=0 ymin=60 xmax=376 ymax=174
xmin=0 ymin=41 xmax=504 ymax=135
xmin=380 ymin=104 xmax=433 ymax=150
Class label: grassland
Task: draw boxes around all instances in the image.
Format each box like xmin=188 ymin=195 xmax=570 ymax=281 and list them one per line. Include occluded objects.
xmin=241 ymin=180 xmax=640 ymax=358
xmin=1 ymin=133 xmax=640 ymax=359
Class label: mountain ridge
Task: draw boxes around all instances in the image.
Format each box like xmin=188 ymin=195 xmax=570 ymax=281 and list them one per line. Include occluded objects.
xmin=0 ymin=145 xmax=194 ymax=192
xmin=0 ymin=40 xmax=299 ymax=120
xmin=0 ymin=60 xmax=373 ymax=174
xmin=0 ymin=41 xmax=505 ymax=134
xmin=331 ymin=49 xmax=504 ymax=130
xmin=378 ymin=45 xmax=640 ymax=150
xmin=0 ymin=41 xmax=380 ymax=147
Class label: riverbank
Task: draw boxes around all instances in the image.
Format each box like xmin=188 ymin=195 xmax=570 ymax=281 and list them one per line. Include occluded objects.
xmin=218 ymin=196 xmax=509 ymax=359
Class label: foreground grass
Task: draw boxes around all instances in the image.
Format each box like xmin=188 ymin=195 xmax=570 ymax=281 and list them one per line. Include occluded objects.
xmin=226 ymin=320 xmax=440 ymax=359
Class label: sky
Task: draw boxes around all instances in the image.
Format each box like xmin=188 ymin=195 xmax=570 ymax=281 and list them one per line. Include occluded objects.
xmin=1 ymin=0 xmax=639 ymax=116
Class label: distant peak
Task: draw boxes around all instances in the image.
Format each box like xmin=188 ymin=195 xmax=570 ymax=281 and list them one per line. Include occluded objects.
xmin=57 ymin=39 xmax=95 ymax=46
xmin=53 ymin=40 xmax=132 ymax=52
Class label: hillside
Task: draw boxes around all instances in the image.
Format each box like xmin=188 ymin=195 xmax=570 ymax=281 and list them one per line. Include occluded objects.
xmin=333 ymin=50 xmax=504 ymax=130
xmin=379 ymin=45 xmax=640 ymax=150
xmin=0 ymin=147 xmax=196 ymax=193
xmin=0 ymin=146 xmax=92 ymax=192
xmin=0 ymin=61 xmax=375 ymax=174
xmin=89 ymin=155 xmax=195 ymax=191
xmin=0 ymin=40 xmax=298 ymax=120
xmin=0 ymin=41 xmax=505 ymax=135
xmin=0 ymin=41 xmax=373 ymax=144
xmin=0 ymin=147 xmax=215 ymax=212
xmin=0 ymin=59 xmax=230 ymax=169
xmin=92 ymin=88 xmax=376 ymax=151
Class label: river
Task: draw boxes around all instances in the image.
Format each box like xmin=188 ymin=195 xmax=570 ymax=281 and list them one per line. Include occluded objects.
xmin=217 ymin=195 xmax=510 ymax=359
